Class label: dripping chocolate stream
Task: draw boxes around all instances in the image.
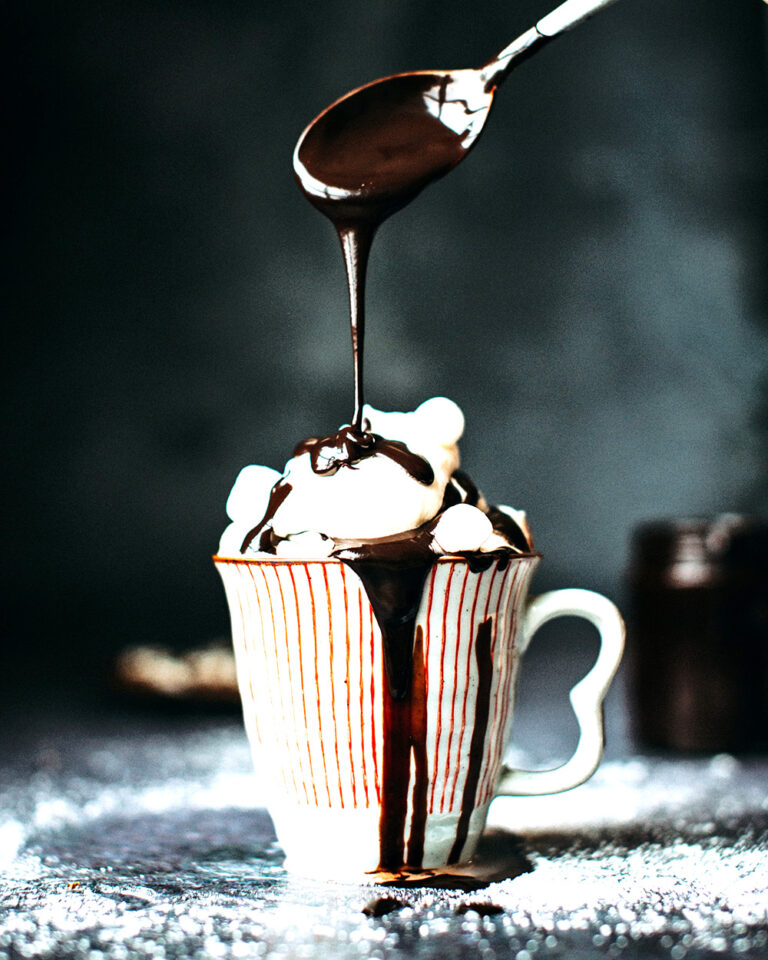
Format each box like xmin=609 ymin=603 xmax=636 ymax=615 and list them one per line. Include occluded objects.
xmin=406 ymin=626 xmax=429 ymax=867
xmin=293 ymin=0 xmax=621 ymax=448
xmin=334 ymin=539 xmax=435 ymax=702
xmin=449 ymin=617 xmax=494 ymax=864
xmin=377 ymin=625 xmax=429 ymax=871
xmin=338 ymin=224 xmax=373 ymax=431
xmin=290 ymin=40 xmax=543 ymax=869
xmin=294 ymin=72 xmax=472 ymax=434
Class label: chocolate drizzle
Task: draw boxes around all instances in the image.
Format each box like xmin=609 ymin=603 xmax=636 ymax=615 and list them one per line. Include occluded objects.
xmin=448 ymin=470 xmax=482 ymax=507
xmin=333 ymin=535 xmax=435 ymax=701
xmin=335 ymin=534 xmax=504 ymax=868
xmin=406 ymin=626 xmax=429 ymax=866
xmin=338 ymin=224 xmax=372 ymax=430
xmin=487 ymin=507 xmax=531 ymax=553
xmin=376 ymin=625 xmax=430 ymax=870
xmin=286 ymin=57 xmax=536 ymax=871
xmin=240 ymin=479 xmax=292 ymax=554
xmin=378 ymin=693 xmax=411 ymax=869
xmin=294 ymin=425 xmax=434 ymax=483
xmin=449 ymin=617 xmax=494 ymax=864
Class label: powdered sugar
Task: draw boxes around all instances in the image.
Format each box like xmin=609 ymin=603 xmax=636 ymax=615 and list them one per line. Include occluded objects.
xmin=1 ymin=716 xmax=766 ymax=959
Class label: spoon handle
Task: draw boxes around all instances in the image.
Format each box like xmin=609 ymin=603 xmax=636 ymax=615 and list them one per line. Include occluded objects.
xmin=536 ymin=0 xmax=619 ymax=37
xmin=482 ymin=0 xmax=619 ymax=88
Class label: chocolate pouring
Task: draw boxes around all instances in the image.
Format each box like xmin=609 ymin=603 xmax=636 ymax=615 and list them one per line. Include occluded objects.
xmin=294 ymin=0 xmax=620 ymax=429
xmin=290 ymin=0 xmax=619 ymax=872
xmin=216 ymin=0 xmax=624 ymax=877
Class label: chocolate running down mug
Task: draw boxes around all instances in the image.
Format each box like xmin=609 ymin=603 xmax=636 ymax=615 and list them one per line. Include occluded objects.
xmin=214 ymin=553 xmax=624 ymax=879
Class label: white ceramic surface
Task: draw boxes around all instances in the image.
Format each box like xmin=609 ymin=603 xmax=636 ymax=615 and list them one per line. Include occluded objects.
xmin=214 ymin=555 xmax=624 ymax=879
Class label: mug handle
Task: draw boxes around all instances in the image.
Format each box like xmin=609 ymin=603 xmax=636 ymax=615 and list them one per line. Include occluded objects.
xmin=496 ymin=588 xmax=625 ymax=797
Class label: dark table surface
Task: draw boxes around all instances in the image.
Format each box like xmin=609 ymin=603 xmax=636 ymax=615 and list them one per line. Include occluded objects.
xmin=1 ymin=670 xmax=767 ymax=960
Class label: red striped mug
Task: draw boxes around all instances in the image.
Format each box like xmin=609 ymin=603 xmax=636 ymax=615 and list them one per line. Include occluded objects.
xmin=214 ymin=554 xmax=624 ymax=879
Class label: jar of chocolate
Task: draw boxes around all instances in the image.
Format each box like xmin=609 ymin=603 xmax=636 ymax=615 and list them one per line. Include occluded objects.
xmin=627 ymin=515 xmax=768 ymax=752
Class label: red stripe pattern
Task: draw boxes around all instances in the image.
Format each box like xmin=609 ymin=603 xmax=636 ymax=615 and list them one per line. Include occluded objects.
xmin=216 ymin=555 xmax=538 ymax=823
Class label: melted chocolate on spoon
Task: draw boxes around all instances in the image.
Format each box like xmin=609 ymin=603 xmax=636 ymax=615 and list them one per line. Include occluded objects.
xmin=294 ymin=70 xmax=487 ymax=434
xmin=293 ymin=0 xmax=619 ymax=436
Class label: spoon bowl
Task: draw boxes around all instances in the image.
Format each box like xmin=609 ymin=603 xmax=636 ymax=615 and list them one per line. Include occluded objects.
xmin=294 ymin=69 xmax=495 ymax=223
xmin=293 ymin=0 xmax=619 ymax=225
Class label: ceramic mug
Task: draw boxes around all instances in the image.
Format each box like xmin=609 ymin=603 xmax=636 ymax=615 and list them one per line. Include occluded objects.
xmin=214 ymin=553 xmax=624 ymax=879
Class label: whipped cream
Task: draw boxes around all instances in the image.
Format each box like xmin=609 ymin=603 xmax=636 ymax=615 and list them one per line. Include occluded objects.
xmin=218 ymin=397 xmax=531 ymax=560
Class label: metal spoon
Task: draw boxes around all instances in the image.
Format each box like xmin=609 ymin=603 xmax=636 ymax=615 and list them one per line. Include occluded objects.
xmin=294 ymin=0 xmax=620 ymax=223
xmin=293 ymin=0 xmax=620 ymax=431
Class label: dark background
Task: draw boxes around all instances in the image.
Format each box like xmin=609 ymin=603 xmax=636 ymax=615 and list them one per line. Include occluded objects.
xmin=4 ymin=0 xmax=767 ymax=703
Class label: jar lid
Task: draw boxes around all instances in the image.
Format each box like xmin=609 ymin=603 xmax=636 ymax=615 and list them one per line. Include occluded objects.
xmin=629 ymin=514 xmax=768 ymax=586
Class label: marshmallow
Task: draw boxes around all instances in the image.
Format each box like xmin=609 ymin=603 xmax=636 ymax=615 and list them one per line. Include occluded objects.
xmin=275 ymin=532 xmax=335 ymax=559
xmin=432 ymin=504 xmax=493 ymax=555
xmin=216 ymin=397 xmax=532 ymax=560
xmin=226 ymin=465 xmax=282 ymax=522
xmin=269 ymin=398 xmax=464 ymax=542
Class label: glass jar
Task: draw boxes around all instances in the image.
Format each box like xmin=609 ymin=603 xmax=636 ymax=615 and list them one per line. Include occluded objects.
xmin=627 ymin=515 xmax=768 ymax=752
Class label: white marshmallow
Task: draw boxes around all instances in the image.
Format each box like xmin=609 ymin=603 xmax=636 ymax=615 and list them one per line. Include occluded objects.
xmin=218 ymin=521 xmax=252 ymax=557
xmin=216 ymin=398 xmax=531 ymax=561
xmin=225 ymin=465 xmax=282 ymax=522
xmin=268 ymin=398 xmax=464 ymax=542
xmin=432 ymin=504 xmax=493 ymax=555
xmin=275 ymin=532 xmax=335 ymax=559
